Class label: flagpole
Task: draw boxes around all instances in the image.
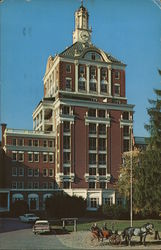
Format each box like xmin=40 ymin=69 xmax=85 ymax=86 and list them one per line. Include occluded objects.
xmin=130 ymin=125 xmax=133 ymax=227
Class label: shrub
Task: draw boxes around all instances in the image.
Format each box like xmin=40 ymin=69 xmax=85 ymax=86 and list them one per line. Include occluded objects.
xmin=100 ymin=204 xmax=129 ymax=219
xmin=10 ymin=200 xmax=29 ymax=217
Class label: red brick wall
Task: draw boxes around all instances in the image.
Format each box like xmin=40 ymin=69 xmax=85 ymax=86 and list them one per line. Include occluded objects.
xmin=59 ymin=61 xmax=75 ymax=91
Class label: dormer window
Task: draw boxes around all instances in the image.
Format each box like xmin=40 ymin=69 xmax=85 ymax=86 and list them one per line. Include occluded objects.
xmin=91 ymin=53 xmax=95 ymax=60
xmin=66 ymin=64 xmax=71 ymax=73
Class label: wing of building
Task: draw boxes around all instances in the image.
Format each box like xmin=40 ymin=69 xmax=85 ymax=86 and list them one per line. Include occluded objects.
xmin=0 ymin=3 xmax=134 ymax=212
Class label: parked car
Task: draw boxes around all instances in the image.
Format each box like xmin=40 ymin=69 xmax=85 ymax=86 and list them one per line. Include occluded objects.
xmin=19 ymin=213 xmax=39 ymax=223
xmin=33 ymin=220 xmax=51 ymax=234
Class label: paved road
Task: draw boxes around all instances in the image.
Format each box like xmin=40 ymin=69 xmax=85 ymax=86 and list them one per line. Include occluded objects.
xmin=0 ymin=218 xmax=70 ymax=249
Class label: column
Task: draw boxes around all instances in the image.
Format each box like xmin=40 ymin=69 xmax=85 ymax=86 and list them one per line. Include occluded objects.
xmin=97 ymin=67 xmax=101 ymax=94
xmin=42 ymin=109 xmax=45 ymax=131
xmin=7 ymin=192 xmax=10 ymax=211
xmin=108 ymin=66 xmax=112 ymax=96
xmin=86 ymin=65 xmax=90 ymax=93
xmin=75 ymin=61 xmax=78 ymax=92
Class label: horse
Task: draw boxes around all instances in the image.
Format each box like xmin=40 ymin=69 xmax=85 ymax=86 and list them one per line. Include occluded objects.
xmin=122 ymin=223 xmax=154 ymax=246
xmin=91 ymin=228 xmax=113 ymax=242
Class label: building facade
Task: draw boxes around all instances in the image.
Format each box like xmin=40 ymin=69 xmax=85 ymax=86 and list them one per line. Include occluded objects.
xmin=0 ymin=4 xmax=134 ymax=211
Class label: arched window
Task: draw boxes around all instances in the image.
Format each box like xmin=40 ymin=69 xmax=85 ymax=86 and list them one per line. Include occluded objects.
xmin=78 ymin=77 xmax=86 ymax=91
xmin=12 ymin=193 xmax=24 ymax=202
xmin=90 ymin=78 xmax=97 ymax=92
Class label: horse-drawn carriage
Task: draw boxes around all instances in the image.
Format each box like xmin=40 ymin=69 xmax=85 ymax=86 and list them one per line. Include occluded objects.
xmin=91 ymin=222 xmax=155 ymax=246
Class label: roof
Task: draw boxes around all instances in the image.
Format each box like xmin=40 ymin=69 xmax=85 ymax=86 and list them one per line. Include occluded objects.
xmin=59 ymin=42 xmax=125 ymax=65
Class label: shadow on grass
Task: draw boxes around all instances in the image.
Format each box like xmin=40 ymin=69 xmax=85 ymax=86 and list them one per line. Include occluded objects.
xmin=52 ymin=228 xmax=70 ymax=235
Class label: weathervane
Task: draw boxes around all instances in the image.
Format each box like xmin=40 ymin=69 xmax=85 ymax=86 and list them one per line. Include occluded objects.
xmin=81 ymin=0 xmax=83 ymax=7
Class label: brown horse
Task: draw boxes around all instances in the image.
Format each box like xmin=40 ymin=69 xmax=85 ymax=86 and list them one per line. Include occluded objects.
xmin=91 ymin=229 xmax=112 ymax=242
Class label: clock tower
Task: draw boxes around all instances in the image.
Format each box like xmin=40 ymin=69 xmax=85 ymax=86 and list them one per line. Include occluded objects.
xmin=73 ymin=2 xmax=92 ymax=44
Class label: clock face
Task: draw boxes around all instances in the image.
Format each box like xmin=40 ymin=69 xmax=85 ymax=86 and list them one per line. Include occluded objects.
xmin=80 ymin=31 xmax=90 ymax=42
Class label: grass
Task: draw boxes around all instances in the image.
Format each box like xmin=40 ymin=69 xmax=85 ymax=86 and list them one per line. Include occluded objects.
xmin=50 ymin=219 xmax=161 ymax=232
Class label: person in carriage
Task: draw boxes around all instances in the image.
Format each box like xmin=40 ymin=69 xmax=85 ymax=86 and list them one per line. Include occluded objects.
xmin=90 ymin=223 xmax=104 ymax=238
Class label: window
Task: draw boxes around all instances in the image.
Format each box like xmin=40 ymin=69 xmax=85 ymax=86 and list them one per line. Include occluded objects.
xmin=49 ymin=168 xmax=54 ymax=177
xmin=89 ymin=123 xmax=96 ymax=134
xmin=100 ymin=182 xmax=106 ymax=189
xmin=12 ymin=167 xmax=17 ymax=176
xmin=34 ymin=153 xmax=39 ymax=162
xmin=12 ymin=152 xmax=17 ymax=161
xmin=18 ymin=139 xmax=23 ymax=146
xmin=12 ymin=139 xmax=17 ymax=146
xmin=98 ymin=154 xmax=106 ymax=165
xmin=33 ymin=182 xmax=39 ymax=189
xmin=90 ymin=66 xmax=96 ymax=76
xmin=90 ymin=198 xmax=99 ymax=208
xmin=89 ymin=182 xmax=96 ymax=189
xmin=12 ymin=182 xmax=17 ymax=189
xmin=18 ymin=167 xmax=24 ymax=176
xmin=91 ymin=53 xmax=96 ymax=60
xmin=101 ymin=81 xmax=108 ymax=93
xmin=98 ymin=124 xmax=106 ymax=135
xmin=114 ymin=84 xmax=120 ymax=96
xmin=101 ymin=68 xmax=107 ymax=78
xmin=78 ymin=77 xmax=86 ymax=91
xmin=98 ymin=109 xmax=105 ymax=118
xmin=28 ymin=153 xmax=33 ymax=162
xmin=63 ymin=152 xmax=70 ymax=163
xmin=89 ymin=138 xmax=96 ymax=150
xmin=89 ymin=79 xmax=96 ymax=92
xmin=18 ymin=152 xmax=24 ymax=162
xmin=66 ymin=64 xmax=71 ymax=73
xmin=28 ymin=168 xmax=33 ymax=177
xmin=17 ymin=182 xmax=24 ymax=189
xmin=123 ymin=126 xmax=129 ymax=136
xmin=28 ymin=139 xmax=32 ymax=146
xmin=34 ymin=168 xmax=39 ymax=177
xmin=48 ymin=140 xmax=53 ymax=147
xmin=49 ymin=182 xmax=54 ymax=189
xmin=115 ymin=71 xmax=120 ymax=79
xmin=89 ymin=154 xmax=96 ymax=164
xmin=63 ymin=181 xmax=70 ymax=189
xmin=43 ymin=168 xmax=48 ymax=177
xmin=33 ymin=140 xmax=39 ymax=147
xmin=103 ymin=197 xmax=113 ymax=206
xmin=63 ymin=121 xmax=70 ymax=132
xmin=63 ymin=136 xmax=70 ymax=149
xmin=123 ymin=139 xmax=129 ymax=152
xmin=43 ymin=140 xmax=47 ymax=147
xmin=42 ymin=182 xmax=48 ymax=189
xmin=98 ymin=168 xmax=106 ymax=176
xmin=89 ymin=168 xmax=96 ymax=175
xmin=63 ymin=167 xmax=70 ymax=175
xmin=28 ymin=182 xmax=33 ymax=189
xmin=79 ymin=65 xmax=85 ymax=74
xmin=65 ymin=78 xmax=72 ymax=90
xmin=123 ymin=112 xmax=129 ymax=120
xmin=98 ymin=138 xmax=106 ymax=151
xmin=62 ymin=106 xmax=69 ymax=115
xmin=49 ymin=154 xmax=54 ymax=163
xmin=43 ymin=153 xmax=48 ymax=162
xmin=88 ymin=109 xmax=96 ymax=117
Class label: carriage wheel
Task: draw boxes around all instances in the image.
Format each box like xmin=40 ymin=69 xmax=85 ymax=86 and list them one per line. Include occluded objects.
xmin=109 ymin=234 xmax=121 ymax=245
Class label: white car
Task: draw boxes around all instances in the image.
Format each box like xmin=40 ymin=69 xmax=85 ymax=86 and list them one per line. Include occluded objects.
xmin=33 ymin=220 xmax=51 ymax=234
xmin=19 ymin=213 xmax=39 ymax=223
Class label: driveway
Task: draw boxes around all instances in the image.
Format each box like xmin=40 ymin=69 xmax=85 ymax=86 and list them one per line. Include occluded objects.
xmin=0 ymin=218 xmax=70 ymax=249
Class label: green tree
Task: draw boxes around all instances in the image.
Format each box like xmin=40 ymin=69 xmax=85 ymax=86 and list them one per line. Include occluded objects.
xmin=134 ymin=70 xmax=161 ymax=216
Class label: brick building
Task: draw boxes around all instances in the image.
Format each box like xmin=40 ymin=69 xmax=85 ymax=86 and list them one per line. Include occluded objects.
xmin=0 ymin=3 xmax=134 ymax=211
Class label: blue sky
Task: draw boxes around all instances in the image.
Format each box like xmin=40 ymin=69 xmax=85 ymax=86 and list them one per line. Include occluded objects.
xmin=0 ymin=0 xmax=161 ymax=137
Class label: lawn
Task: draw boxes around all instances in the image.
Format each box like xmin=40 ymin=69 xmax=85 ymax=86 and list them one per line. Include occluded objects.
xmin=50 ymin=219 xmax=161 ymax=232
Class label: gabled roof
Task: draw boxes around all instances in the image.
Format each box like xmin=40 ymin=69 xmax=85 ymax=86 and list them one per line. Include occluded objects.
xmin=59 ymin=42 xmax=125 ymax=65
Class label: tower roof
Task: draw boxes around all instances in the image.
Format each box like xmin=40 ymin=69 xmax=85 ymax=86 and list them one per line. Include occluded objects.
xmin=59 ymin=42 xmax=125 ymax=65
